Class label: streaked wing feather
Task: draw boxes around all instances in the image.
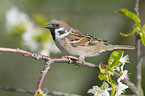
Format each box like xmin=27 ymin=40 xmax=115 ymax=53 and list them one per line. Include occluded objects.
xmin=67 ymin=29 xmax=108 ymax=47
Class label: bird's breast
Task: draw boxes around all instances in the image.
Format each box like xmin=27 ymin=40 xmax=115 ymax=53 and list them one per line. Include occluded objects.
xmin=54 ymin=39 xmax=70 ymax=55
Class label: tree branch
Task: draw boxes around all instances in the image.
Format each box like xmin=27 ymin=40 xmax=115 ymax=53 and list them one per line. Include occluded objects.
xmin=0 ymin=86 xmax=81 ymax=96
xmin=0 ymin=47 xmax=99 ymax=69
xmin=134 ymin=0 xmax=144 ymax=95
xmin=0 ymin=86 xmax=33 ymax=94
xmin=0 ymin=47 xmax=137 ymax=95
xmin=34 ymin=61 xmax=52 ymax=96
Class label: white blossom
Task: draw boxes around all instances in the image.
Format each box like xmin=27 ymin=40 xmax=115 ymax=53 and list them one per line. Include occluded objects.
xmin=88 ymin=85 xmax=110 ymax=96
xmin=5 ymin=6 xmax=60 ymax=56
xmin=115 ymin=82 xmax=128 ymax=96
xmin=6 ymin=6 xmax=29 ymax=29
xmin=117 ymin=70 xmax=129 ymax=83
xmin=21 ymin=22 xmax=41 ymax=51
xmin=119 ymin=55 xmax=130 ymax=71
xmin=115 ymin=67 xmax=120 ymax=72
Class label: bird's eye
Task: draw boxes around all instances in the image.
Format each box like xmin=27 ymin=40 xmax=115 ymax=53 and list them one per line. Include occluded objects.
xmin=55 ymin=24 xmax=59 ymax=27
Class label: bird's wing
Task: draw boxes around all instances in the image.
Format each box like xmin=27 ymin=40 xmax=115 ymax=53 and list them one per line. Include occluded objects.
xmin=66 ymin=29 xmax=108 ymax=47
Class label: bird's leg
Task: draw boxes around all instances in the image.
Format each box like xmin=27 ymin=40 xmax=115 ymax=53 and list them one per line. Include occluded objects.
xmin=78 ymin=56 xmax=85 ymax=65
xmin=64 ymin=56 xmax=78 ymax=63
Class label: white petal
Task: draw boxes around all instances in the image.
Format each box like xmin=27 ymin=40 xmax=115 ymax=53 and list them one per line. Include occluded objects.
xmin=117 ymin=70 xmax=128 ymax=83
xmin=115 ymin=82 xmax=128 ymax=96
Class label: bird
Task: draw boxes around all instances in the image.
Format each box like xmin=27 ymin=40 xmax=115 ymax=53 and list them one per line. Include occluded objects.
xmin=45 ymin=20 xmax=135 ymax=63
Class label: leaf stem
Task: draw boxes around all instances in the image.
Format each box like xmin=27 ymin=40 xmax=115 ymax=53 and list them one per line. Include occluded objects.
xmin=109 ymin=76 xmax=115 ymax=96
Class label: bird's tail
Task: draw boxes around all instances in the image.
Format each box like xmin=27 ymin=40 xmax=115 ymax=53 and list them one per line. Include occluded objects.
xmin=107 ymin=44 xmax=135 ymax=50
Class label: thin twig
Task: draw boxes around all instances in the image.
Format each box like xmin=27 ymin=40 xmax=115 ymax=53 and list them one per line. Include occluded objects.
xmin=34 ymin=61 xmax=53 ymax=96
xmin=44 ymin=88 xmax=81 ymax=96
xmin=0 ymin=47 xmax=99 ymax=68
xmin=134 ymin=0 xmax=139 ymax=17
xmin=0 ymin=86 xmax=81 ymax=96
xmin=0 ymin=86 xmax=34 ymax=94
xmin=0 ymin=47 xmax=137 ymax=95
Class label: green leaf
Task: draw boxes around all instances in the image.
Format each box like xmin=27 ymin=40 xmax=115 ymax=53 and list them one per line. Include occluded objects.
xmin=108 ymin=50 xmax=124 ymax=67
xmin=99 ymin=62 xmax=106 ymax=74
xmin=117 ymin=9 xmax=140 ymax=23
xmin=141 ymin=24 xmax=145 ymax=46
xmin=98 ymin=73 xmax=108 ymax=80
xmin=36 ymin=90 xmax=49 ymax=96
xmin=106 ymin=68 xmax=115 ymax=76
xmin=120 ymin=28 xmax=137 ymax=37
xmin=112 ymin=80 xmax=117 ymax=86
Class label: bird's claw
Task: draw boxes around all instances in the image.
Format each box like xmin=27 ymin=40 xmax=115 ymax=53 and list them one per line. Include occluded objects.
xmin=78 ymin=56 xmax=85 ymax=65
xmin=65 ymin=56 xmax=78 ymax=64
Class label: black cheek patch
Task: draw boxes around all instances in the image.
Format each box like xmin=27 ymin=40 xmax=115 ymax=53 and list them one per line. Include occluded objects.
xmin=58 ymin=31 xmax=65 ymax=35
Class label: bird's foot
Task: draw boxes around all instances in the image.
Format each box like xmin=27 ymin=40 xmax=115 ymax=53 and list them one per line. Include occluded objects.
xmin=64 ymin=56 xmax=78 ymax=64
xmin=78 ymin=56 xmax=85 ymax=65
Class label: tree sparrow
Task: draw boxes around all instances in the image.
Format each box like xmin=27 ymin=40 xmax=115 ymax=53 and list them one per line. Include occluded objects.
xmin=45 ymin=20 xmax=135 ymax=62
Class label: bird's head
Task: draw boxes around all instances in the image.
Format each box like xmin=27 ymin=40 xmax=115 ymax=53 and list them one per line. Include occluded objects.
xmin=45 ymin=20 xmax=72 ymax=40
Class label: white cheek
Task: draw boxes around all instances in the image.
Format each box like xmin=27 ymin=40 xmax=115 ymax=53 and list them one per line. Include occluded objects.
xmin=54 ymin=27 xmax=65 ymax=39
xmin=55 ymin=28 xmax=72 ymax=40
xmin=55 ymin=27 xmax=65 ymax=33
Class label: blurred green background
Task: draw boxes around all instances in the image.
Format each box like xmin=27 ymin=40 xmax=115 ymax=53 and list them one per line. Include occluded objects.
xmin=0 ymin=0 xmax=145 ymax=96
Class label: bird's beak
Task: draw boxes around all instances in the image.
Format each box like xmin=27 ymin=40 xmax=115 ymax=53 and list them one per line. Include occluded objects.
xmin=45 ymin=24 xmax=54 ymax=29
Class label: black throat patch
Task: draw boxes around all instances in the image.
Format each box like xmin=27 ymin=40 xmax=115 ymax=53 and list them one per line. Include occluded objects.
xmin=50 ymin=29 xmax=56 ymax=41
